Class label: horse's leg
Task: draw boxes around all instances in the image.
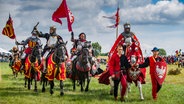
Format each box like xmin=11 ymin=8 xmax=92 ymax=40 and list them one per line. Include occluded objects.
xmin=49 ymin=80 xmax=54 ymax=95
xmin=125 ymin=82 xmax=131 ymax=98
xmin=42 ymin=73 xmax=46 ymax=92
xmin=71 ymin=62 xmax=76 ymax=91
xmin=60 ymin=80 xmax=64 ymax=96
xmin=73 ymin=78 xmax=76 ymax=91
xmin=127 ymin=82 xmax=131 ymax=93
xmin=12 ymin=69 xmax=15 ymax=78
xmin=85 ymin=72 xmax=91 ymax=92
xmin=137 ymin=81 xmax=144 ymax=100
xmin=28 ymin=78 xmax=31 ymax=90
xmin=34 ymin=73 xmax=38 ymax=92
xmin=15 ymin=71 xmax=18 ymax=78
xmin=24 ymin=77 xmax=27 ymax=88
xmin=109 ymin=76 xmax=114 ymax=95
xmin=79 ymin=72 xmax=84 ymax=92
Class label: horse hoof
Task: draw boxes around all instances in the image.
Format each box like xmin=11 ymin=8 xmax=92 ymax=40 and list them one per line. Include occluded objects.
xmin=140 ymin=98 xmax=144 ymax=101
xmin=120 ymin=97 xmax=125 ymax=102
xmin=60 ymin=92 xmax=64 ymax=96
xmin=85 ymin=89 xmax=88 ymax=92
xmin=42 ymin=88 xmax=46 ymax=92
xmin=34 ymin=89 xmax=38 ymax=92
xmin=110 ymin=90 xmax=113 ymax=95
xmin=50 ymin=90 xmax=54 ymax=95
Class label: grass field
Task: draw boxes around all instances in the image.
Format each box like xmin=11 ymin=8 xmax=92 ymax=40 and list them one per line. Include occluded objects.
xmin=0 ymin=62 xmax=184 ymax=104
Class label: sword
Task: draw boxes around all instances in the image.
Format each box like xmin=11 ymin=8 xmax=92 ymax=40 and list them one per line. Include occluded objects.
xmin=31 ymin=22 xmax=39 ymax=33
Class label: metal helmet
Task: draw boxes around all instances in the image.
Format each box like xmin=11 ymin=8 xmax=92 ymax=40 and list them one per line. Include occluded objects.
xmin=50 ymin=26 xmax=56 ymax=31
xmin=31 ymin=30 xmax=38 ymax=36
xmin=12 ymin=46 xmax=18 ymax=51
xmin=124 ymin=22 xmax=131 ymax=29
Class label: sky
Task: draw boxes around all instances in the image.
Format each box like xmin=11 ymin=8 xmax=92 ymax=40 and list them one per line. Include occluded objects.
xmin=0 ymin=0 xmax=184 ymax=57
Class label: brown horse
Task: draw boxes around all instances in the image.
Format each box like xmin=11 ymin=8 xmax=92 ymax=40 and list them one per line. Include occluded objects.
xmin=9 ymin=53 xmax=22 ymax=78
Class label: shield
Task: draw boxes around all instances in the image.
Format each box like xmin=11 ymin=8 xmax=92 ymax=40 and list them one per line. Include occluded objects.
xmin=154 ymin=61 xmax=167 ymax=85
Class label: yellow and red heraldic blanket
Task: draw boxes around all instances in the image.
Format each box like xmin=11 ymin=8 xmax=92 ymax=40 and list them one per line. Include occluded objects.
xmin=24 ymin=56 xmax=41 ymax=81
xmin=45 ymin=54 xmax=66 ymax=81
xmin=12 ymin=60 xmax=21 ymax=72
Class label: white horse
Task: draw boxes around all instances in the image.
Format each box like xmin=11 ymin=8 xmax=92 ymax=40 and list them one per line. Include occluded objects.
xmin=125 ymin=55 xmax=144 ymax=100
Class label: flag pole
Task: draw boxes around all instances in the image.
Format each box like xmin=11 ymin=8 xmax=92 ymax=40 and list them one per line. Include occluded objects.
xmin=116 ymin=0 xmax=119 ymax=39
xmin=116 ymin=25 xmax=118 ymax=39
xmin=14 ymin=38 xmax=19 ymax=51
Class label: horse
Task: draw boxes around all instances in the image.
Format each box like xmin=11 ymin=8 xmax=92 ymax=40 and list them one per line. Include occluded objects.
xmin=9 ymin=52 xmax=21 ymax=78
xmin=71 ymin=41 xmax=92 ymax=92
xmin=43 ymin=43 xmax=67 ymax=96
xmin=24 ymin=45 xmax=41 ymax=92
xmin=126 ymin=55 xmax=145 ymax=100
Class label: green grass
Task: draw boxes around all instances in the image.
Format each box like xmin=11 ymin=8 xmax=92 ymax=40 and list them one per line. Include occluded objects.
xmin=0 ymin=62 xmax=184 ymax=104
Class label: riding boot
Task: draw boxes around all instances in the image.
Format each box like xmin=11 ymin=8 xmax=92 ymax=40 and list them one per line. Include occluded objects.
xmin=20 ymin=59 xmax=25 ymax=71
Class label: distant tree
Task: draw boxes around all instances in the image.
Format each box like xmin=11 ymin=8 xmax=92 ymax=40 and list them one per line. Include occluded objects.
xmin=159 ymin=48 xmax=167 ymax=56
xmin=100 ymin=52 xmax=108 ymax=56
xmin=92 ymin=42 xmax=102 ymax=57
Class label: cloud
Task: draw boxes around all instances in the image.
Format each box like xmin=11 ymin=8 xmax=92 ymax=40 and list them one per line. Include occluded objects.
xmin=120 ymin=0 xmax=184 ymax=24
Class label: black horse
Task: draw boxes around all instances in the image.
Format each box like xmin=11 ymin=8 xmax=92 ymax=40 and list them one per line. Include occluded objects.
xmin=42 ymin=43 xmax=67 ymax=96
xmin=24 ymin=45 xmax=41 ymax=92
xmin=72 ymin=42 xmax=92 ymax=92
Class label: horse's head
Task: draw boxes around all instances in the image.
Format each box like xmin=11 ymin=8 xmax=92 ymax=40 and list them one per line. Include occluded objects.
xmin=30 ymin=45 xmax=41 ymax=63
xmin=80 ymin=47 xmax=90 ymax=65
xmin=130 ymin=55 xmax=137 ymax=65
xmin=53 ymin=42 xmax=67 ymax=64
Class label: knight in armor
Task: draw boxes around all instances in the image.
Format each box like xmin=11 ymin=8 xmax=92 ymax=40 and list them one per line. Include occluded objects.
xmin=15 ymin=30 xmax=42 ymax=70
xmin=9 ymin=46 xmax=19 ymax=68
xmin=71 ymin=32 xmax=95 ymax=60
xmin=121 ymin=23 xmax=139 ymax=54
xmin=137 ymin=47 xmax=166 ymax=100
xmin=70 ymin=32 xmax=86 ymax=59
xmin=37 ymin=26 xmax=68 ymax=72
xmin=109 ymin=22 xmax=141 ymax=59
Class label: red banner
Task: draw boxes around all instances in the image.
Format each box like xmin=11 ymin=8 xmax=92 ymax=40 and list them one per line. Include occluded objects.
xmin=2 ymin=14 xmax=16 ymax=39
xmin=103 ymin=7 xmax=120 ymax=28
xmin=52 ymin=0 xmax=74 ymax=32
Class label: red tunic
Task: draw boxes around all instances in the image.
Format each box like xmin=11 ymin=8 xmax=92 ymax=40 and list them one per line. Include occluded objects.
xmin=109 ymin=53 xmax=121 ymax=79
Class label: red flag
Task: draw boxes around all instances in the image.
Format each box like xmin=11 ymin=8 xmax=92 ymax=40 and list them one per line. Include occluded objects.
xmin=52 ymin=0 xmax=74 ymax=32
xmin=2 ymin=14 xmax=16 ymax=39
xmin=103 ymin=7 xmax=120 ymax=28
xmin=114 ymin=7 xmax=120 ymax=27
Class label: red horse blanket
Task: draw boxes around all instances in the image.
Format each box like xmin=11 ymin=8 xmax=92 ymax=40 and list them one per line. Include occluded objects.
xmin=45 ymin=54 xmax=66 ymax=81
